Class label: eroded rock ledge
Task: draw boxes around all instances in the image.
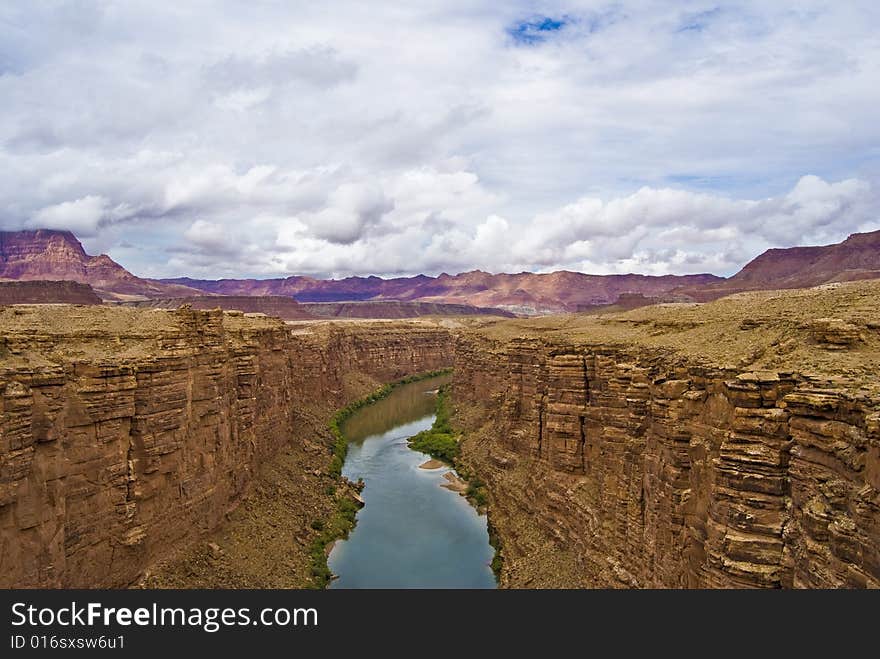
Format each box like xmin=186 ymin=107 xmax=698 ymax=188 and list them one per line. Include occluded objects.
xmin=0 ymin=306 xmax=451 ymax=587
xmin=453 ymin=281 xmax=880 ymax=588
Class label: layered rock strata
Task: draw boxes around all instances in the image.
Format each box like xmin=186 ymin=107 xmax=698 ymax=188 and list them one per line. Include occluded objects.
xmin=120 ymin=295 xmax=316 ymax=320
xmin=0 ymin=306 xmax=451 ymax=587
xmin=454 ymin=281 xmax=880 ymax=588
xmin=0 ymin=229 xmax=204 ymax=300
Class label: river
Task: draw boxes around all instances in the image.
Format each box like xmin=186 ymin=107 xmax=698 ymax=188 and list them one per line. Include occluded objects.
xmin=327 ymin=374 xmax=496 ymax=589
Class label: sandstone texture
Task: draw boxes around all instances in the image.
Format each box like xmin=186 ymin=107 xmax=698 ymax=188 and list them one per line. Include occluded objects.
xmin=0 ymin=305 xmax=451 ymax=587
xmin=453 ymin=280 xmax=880 ymax=588
xmin=0 ymin=280 xmax=102 ymax=306
xmin=3 ymin=278 xmax=879 ymax=590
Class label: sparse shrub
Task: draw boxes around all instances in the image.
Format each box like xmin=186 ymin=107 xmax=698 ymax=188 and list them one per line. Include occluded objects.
xmin=407 ymin=386 xmax=461 ymax=463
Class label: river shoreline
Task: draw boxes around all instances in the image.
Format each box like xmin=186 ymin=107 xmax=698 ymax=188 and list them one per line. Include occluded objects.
xmin=327 ymin=374 xmax=496 ymax=589
xmin=310 ymin=369 xmax=454 ymax=587
xmin=419 ymin=458 xmax=445 ymax=469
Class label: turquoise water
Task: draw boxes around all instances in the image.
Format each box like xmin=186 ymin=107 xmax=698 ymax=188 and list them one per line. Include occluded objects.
xmin=327 ymin=375 xmax=496 ymax=589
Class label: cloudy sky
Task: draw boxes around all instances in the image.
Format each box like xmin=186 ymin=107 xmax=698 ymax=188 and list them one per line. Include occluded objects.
xmin=1 ymin=1 xmax=879 ymax=279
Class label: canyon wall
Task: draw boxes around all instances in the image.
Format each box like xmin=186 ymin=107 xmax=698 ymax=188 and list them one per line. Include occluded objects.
xmin=454 ymin=283 xmax=880 ymax=588
xmin=0 ymin=280 xmax=102 ymax=305
xmin=120 ymin=296 xmax=316 ymax=320
xmin=0 ymin=306 xmax=451 ymax=587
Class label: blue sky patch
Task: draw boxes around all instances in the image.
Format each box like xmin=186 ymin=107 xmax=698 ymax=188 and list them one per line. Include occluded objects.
xmin=507 ymin=16 xmax=569 ymax=45
xmin=677 ymin=7 xmax=722 ymax=33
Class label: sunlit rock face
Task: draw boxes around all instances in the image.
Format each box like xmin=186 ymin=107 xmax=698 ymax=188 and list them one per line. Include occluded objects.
xmin=0 ymin=305 xmax=452 ymax=587
xmin=453 ymin=281 xmax=880 ymax=588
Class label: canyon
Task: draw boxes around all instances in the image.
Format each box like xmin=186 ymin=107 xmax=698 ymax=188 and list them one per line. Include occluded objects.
xmin=2 ymin=227 xmax=880 ymax=589
xmin=2 ymin=280 xmax=878 ymax=588
xmin=0 ymin=305 xmax=451 ymax=587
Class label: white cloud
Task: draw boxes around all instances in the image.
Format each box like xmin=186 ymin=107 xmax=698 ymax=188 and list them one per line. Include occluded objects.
xmin=28 ymin=195 xmax=139 ymax=236
xmin=0 ymin=1 xmax=878 ymax=278
xmin=303 ymin=182 xmax=394 ymax=244
xmin=507 ymin=175 xmax=877 ymax=276
xmin=29 ymin=196 xmax=109 ymax=236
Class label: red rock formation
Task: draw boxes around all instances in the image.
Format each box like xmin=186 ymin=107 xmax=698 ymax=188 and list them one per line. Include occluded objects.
xmin=0 ymin=230 xmax=204 ymax=301
xmin=10 ymin=227 xmax=879 ymax=314
xmin=0 ymin=306 xmax=452 ymax=587
xmin=453 ymin=282 xmax=880 ymax=588
xmin=0 ymin=281 xmax=101 ymax=305
xmin=120 ymin=296 xmax=316 ymax=320
xmin=676 ymin=230 xmax=880 ymax=301
xmin=163 ymin=231 xmax=880 ymax=312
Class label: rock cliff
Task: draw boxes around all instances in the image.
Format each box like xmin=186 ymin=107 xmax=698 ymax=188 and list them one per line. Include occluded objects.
xmin=0 ymin=306 xmax=451 ymax=587
xmin=166 ymin=271 xmax=722 ymax=315
xmin=453 ymin=281 xmax=880 ymax=588
xmin=120 ymin=295 xmax=316 ymax=320
xmin=4 ymin=279 xmax=878 ymax=589
xmin=0 ymin=280 xmax=102 ymax=305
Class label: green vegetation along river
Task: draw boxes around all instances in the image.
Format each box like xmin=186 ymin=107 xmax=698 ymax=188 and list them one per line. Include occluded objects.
xmin=327 ymin=374 xmax=496 ymax=588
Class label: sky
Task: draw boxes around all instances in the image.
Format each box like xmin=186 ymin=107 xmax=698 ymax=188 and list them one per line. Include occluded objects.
xmin=1 ymin=1 xmax=879 ymax=280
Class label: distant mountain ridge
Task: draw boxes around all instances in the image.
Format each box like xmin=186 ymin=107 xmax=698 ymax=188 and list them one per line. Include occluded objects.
xmin=674 ymin=230 xmax=880 ymax=302
xmin=164 ymin=271 xmax=723 ymax=314
xmin=0 ymin=229 xmax=205 ymax=301
xmin=300 ymin=300 xmax=517 ymax=319
xmin=2 ymin=227 xmax=879 ymax=313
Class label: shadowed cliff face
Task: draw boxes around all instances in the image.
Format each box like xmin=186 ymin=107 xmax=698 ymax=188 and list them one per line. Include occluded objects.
xmin=0 ymin=306 xmax=452 ymax=587
xmin=453 ymin=281 xmax=880 ymax=588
